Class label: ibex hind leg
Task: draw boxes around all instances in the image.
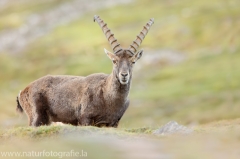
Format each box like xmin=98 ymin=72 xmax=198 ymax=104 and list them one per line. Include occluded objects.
xmin=22 ymin=104 xmax=34 ymax=126
xmin=24 ymin=104 xmax=34 ymax=126
xmin=18 ymin=90 xmax=34 ymax=126
xmin=31 ymin=93 xmax=51 ymax=127
xmin=20 ymin=102 xmax=34 ymax=126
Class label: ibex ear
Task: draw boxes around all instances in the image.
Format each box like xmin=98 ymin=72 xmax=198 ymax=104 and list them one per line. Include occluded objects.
xmin=104 ymin=48 xmax=116 ymax=60
xmin=132 ymin=49 xmax=144 ymax=63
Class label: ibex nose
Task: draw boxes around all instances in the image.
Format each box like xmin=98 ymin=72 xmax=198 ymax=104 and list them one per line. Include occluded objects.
xmin=121 ymin=72 xmax=128 ymax=77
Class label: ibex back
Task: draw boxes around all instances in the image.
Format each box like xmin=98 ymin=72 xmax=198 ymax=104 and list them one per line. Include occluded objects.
xmin=16 ymin=15 xmax=154 ymax=127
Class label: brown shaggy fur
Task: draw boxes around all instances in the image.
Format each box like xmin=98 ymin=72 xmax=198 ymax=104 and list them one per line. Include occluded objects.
xmin=17 ymin=50 xmax=142 ymax=127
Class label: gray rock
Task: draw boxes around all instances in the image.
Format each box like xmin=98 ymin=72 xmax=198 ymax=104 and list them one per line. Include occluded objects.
xmin=153 ymin=121 xmax=193 ymax=135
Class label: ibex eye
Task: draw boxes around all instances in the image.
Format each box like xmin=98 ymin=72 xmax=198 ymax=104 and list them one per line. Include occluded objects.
xmin=113 ymin=60 xmax=117 ymax=64
xmin=132 ymin=62 xmax=136 ymax=64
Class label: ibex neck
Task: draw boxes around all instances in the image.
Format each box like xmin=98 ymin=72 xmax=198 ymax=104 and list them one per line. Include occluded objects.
xmin=105 ymin=72 xmax=131 ymax=100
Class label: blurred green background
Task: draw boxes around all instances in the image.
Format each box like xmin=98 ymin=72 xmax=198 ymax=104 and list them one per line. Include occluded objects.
xmin=0 ymin=0 xmax=240 ymax=158
xmin=1 ymin=0 xmax=239 ymax=128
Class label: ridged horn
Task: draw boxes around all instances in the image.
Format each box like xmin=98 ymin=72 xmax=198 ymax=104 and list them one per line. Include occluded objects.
xmin=129 ymin=18 xmax=154 ymax=53
xmin=94 ymin=15 xmax=122 ymax=53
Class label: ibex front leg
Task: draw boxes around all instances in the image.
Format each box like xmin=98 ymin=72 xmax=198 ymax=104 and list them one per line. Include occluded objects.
xmin=112 ymin=100 xmax=130 ymax=128
xmin=79 ymin=114 xmax=93 ymax=126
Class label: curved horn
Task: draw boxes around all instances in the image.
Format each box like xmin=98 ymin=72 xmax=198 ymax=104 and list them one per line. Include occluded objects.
xmin=94 ymin=15 xmax=122 ymax=53
xmin=129 ymin=18 xmax=154 ymax=53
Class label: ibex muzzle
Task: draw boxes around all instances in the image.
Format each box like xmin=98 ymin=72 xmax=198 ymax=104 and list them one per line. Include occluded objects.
xmin=16 ymin=15 xmax=154 ymax=127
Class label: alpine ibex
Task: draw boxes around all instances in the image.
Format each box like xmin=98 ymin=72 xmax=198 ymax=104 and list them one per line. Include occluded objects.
xmin=16 ymin=15 xmax=154 ymax=127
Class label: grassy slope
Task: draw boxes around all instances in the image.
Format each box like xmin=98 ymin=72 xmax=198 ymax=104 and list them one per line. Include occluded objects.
xmin=0 ymin=0 xmax=240 ymax=128
xmin=1 ymin=119 xmax=240 ymax=159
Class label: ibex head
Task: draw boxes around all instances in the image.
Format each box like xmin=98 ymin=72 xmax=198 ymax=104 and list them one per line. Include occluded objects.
xmin=94 ymin=15 xmax=154 ymax=85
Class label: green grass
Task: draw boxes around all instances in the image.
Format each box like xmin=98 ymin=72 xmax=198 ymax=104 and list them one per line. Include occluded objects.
xmin=0 ymin=125 xmax=138 ymax=139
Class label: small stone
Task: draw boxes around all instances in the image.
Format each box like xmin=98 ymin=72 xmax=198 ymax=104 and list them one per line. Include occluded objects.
xmin=153 ymin=121 xmax=193 ymax=135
